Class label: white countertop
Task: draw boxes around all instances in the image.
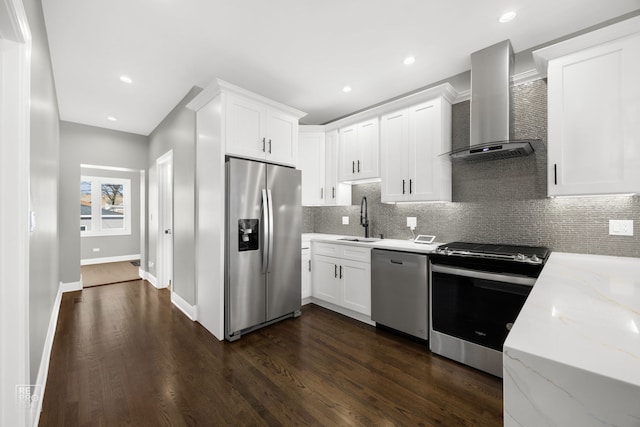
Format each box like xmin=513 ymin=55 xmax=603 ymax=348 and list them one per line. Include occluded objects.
xmin=302 ymin=233 xmax=441 ymax=254
xmin=504 ymin=252 xmax=640 ymax=426
xmin=505 ymin=252 xmax=640 ymax=387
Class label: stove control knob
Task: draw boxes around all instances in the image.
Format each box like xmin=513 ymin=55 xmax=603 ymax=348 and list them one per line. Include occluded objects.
xmin=515 ymin=253 xmax=526 ymax=261
xmin=530 ymin=254 xmax=540 ymax=264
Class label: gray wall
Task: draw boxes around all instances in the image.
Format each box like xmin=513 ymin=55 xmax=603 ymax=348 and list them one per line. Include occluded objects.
xmin=310 ymin=80 xmax=640 ymax=258
xmin=59 ymin=121 xmax=148 ymax=283
xmin=24 ymin=0 xmax=60 ymax=382
xmin=79 ymin=166 xmax=142 ymax=261
xmin=148 ymin=86 xmax=202 ymax=305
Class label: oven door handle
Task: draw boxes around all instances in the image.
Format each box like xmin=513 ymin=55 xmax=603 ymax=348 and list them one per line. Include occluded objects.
xmin=431 ymin=264 xmax=536 ymax=287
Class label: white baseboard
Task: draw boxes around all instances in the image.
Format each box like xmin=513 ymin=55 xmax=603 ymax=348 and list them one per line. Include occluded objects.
xmin=80 ymin=253 xmax=141 ymax=266
xmin=59 ymin=279 xmax=83 ymax=293
xmin=146 ymin=273 xmax=159 ymax=288
xmin=171 ymin=291 xmax=197 ymax=321
xmin=308 ymin=297 xmax=375 ymax=326
xmin=31 ymin=282 xmax=69 ymax=426
xmin=138 ymin=267 xmax=146 ymax=280
xmin=302 ymin=296 xmax=313 ymax=306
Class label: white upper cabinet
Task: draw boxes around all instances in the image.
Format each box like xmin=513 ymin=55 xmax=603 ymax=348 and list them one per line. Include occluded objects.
xmin=298 ymin=129 xmax=326 ymax=205
xmin=299 ymin=128 xmax=351 ymax=206
xmin=211 ymin=81 xmax=305 ymax=167
xmin=339 ymin=118 xmax=380 ymax=182
xmin=225 ymin=93 xmax=266 ymax=160
xmin=325 ymin=130 xmax=352 ymax=205
xmin=534 ymin=20 xmax=640 ymax=196
xmin=380 ymin=98 xmax=452 ymax=203
xmin=265 ymin=108 xmax=298 ymax=166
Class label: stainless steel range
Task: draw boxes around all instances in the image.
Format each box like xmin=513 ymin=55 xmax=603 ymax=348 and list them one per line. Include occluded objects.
xmin=429 ymin=242 xmax=550 ymax=377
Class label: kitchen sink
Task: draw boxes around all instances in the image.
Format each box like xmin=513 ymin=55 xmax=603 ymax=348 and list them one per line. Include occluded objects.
xmin=338 ymin=237 xmax=381 ymax=243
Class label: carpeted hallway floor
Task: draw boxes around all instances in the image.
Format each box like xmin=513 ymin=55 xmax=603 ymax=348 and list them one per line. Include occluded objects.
xmin=81 ymin=260 xmax=141 ymax=287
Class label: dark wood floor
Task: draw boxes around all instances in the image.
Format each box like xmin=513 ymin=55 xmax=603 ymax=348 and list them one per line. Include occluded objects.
xmin=39 ymin=280 xmax=503 ymax=426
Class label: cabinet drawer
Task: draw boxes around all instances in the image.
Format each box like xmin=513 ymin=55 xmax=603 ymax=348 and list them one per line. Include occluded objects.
xmin=313 ymin=242 xmax=341 ymax=257
xmin=339 ymin=245 xmax=370 ymax=263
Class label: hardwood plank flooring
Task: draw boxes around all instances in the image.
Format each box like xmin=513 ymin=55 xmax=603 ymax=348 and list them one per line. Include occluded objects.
xmin=39 ymin=280 xmax=503 ymax=426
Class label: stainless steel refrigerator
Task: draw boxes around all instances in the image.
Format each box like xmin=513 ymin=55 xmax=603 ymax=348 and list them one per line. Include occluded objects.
xmin=225 ymin=157 xmax=302 ymax=341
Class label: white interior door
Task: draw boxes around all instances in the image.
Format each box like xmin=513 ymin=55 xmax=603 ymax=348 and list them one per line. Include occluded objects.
xmin=157 ymin=151 xmax=173 ymax=290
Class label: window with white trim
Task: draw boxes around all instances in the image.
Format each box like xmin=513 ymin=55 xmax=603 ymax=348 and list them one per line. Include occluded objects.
xmin=80 ymin=176 xmax=131 ymax=236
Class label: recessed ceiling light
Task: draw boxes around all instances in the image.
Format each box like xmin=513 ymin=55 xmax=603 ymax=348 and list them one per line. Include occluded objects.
xmin=403 ymin=56 xmax=416 ymax=66
xmin=107 ymin=116 xmax=118 ymax=122
xmin=119 ymin=75 xmax=133 ymax=84
xmin=499 ymin=11 xmax=517 ymax=23
xmin=342 ymin=85 xmax=352 ymax=93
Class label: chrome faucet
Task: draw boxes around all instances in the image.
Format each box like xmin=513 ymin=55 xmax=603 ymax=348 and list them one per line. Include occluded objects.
xmin=360 ymin=196 xmax=369 ymax=238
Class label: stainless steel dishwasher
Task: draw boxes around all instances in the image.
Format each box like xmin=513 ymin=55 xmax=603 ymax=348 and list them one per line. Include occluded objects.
xmin=371 ymin=249 xmax=428 ymax=340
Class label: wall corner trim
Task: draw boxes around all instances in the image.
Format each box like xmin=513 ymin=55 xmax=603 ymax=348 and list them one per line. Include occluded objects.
xmin=171 ymin=291 xmax=197 ymax=321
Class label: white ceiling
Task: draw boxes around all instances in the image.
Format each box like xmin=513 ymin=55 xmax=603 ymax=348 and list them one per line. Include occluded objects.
xmin=42 ymin=1 xmax=640 ymax=136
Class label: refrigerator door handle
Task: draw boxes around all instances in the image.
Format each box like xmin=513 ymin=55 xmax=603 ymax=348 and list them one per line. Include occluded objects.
xmin=261 ymin=189 xmax=269 ymax=274
xmin=266 ymin=189 xmax=275 ymax=273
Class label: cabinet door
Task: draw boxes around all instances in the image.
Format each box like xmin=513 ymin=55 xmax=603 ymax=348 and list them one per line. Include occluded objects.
xmin=301 ymin=249 xmax=311 ymax=302
xmin=355 ymin=119 xmax=380 ymax=180
xmin=548 ymin=35 xmax=640 ymax=196
xmin=225 ymin=93 xmax=266 ymax=160
xmin=266 ymin=109 xmax=298 ymax=166
xmin=338 ymin=125 xmax=358 ymax=181
xmin=325 ymin=130 xmax=352 ymax=205
xmin=340 ymin=259 xmax=371 ymax=315
xmin=380 ymin=109 xmax=409 ymax=202
xmin=410 ymin=100 xmax=441 ymax=201
xmin=312 ymin=255 xmax=340 ymax=304
xmin=299 ymin=132 xmax=325 ymax=205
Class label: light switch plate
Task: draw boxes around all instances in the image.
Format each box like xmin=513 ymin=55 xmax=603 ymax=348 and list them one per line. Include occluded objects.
xmin=609 ymin=219 xmax=633 ymax=236
xmin=407 ymin=217 xmax=417 ymax=229
xmin=342 ymin=216 xmax=349 ymax=225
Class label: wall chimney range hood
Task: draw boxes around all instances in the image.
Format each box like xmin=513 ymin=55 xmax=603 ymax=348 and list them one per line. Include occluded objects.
xmin=449 ymin=40 xmax=540 ymax=162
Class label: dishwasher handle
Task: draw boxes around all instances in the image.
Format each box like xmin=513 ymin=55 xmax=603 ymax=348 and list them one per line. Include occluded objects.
xmin=390 ymin=259 xmax=403 ymax=265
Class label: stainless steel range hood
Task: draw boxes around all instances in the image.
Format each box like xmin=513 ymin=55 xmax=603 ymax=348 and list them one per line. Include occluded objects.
xmin=450 ymin=40 xmax=538 ymax=162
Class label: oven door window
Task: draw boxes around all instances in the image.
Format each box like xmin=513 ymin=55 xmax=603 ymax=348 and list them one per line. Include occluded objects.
xmin=431 ymin=270 xmax=531 ymax=351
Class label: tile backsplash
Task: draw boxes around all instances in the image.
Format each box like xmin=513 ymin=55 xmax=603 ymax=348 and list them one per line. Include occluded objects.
xmin=304 ymin=80 xmax=640 ymax=258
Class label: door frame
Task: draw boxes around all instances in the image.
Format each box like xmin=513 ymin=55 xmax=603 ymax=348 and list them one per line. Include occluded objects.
xmin=0 ymin=1 xmax=31 ymax=426
xmin=156 ymin=150 xmax=173 ymax=291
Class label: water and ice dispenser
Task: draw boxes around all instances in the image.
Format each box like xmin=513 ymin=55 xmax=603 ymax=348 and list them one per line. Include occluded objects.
xmin=238 ymin=219 xmax=259 ymax=251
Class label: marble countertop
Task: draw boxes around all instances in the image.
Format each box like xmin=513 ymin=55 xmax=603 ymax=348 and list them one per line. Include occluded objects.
xmin=302 ymin=233 xmax=441 ymax=254
xmin=505 ymin=252 xmax=640 ymax=387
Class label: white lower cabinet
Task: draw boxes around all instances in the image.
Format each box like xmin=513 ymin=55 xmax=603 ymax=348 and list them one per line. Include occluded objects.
xmin=340 ymin=258 xmax=371 ymax=314
xmin=311 ymin=242 xmax=371 ymax=318
xmin=301 ymin=248 xmax=311 ymax=303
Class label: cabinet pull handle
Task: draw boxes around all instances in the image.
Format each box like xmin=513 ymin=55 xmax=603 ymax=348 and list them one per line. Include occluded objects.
xmin=339 ymin=265 xmax=343 ymax=279
xmin=268 ymin=139 xmax=272 ymax=154
xmin=321 ymin=187 xmax=324 ymax=199
xmin=334 ymin=264 xmax=337 ymax=278
xmin=409 ymin=179 xmax=412 ymax=194
xmin=332 ymin=187 xmax=335 ymax=199
xmin=262 ymin=137 xmax=266 ymax=152
xmin=357 ymin=160 xmax=360 ymax=173
xmin=352 ymin=161 xmax=355 ymax=173
xmin=402 ymin=179 xmax=406 ymax=194
xmin=308 ymin=260 xmax=311 ymax=272
xmin=554 ymin=164 xmax=557 ymax=185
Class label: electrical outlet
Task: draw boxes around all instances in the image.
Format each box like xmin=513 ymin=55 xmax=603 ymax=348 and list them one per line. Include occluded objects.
xmin=92 ymin=248 xmax=100 ymax=252
xmin=342 ymin=216 xmax=349 ymax=225
xmin=149 ymin=261 xmax=155 ymax=268
xmin=609 ymin=219 xmax=634 ymax=236
xmin=407 ymin=217 xmax=417 ymax=229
